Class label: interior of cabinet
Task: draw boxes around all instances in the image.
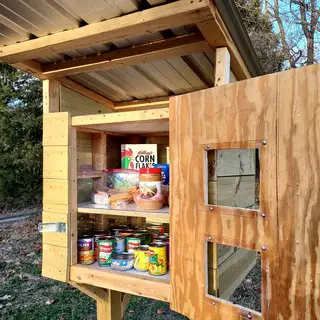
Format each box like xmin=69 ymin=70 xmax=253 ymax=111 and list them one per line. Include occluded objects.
xmin=70 ymin=112 xmax=170 ymax=301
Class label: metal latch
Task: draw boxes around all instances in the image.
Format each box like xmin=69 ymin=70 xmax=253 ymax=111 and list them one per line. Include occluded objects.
xmin=38 ymin=222 xmax=66 ymax=233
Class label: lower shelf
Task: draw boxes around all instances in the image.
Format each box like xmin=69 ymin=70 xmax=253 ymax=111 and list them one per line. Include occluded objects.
xmin=70 ymin=262 xmax=170 ymax=302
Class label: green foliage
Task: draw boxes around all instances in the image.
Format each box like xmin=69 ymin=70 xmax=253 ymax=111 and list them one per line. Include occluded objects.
xmin=0 ymin=63 xmax=42 ymax=210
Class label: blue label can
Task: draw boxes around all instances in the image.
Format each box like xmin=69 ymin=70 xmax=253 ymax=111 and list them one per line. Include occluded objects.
xmin=114 ymin=236 xmax=125 ymax=254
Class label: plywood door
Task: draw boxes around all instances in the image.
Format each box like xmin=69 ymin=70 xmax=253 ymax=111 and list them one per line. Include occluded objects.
xmin=169 ymin=73 xmax=278 ymax=319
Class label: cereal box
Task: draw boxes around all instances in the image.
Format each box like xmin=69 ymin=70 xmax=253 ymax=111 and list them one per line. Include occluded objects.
xmin=121 ymin=144 xmax=157 ymax=169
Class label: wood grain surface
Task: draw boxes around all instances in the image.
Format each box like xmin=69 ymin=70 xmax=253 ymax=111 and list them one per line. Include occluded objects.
xmin=170 ymin=71 xmax=278 ymax=319
xmin=277 ymin=65 xmax=320 ymax=319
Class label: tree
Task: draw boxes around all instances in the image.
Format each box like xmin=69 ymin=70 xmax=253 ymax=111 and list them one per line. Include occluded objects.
xmin=235 ymin=0 xmax=286 ymax=73
xmin=266 ymin=0 xmax=320 ymax=67
xmin=0 ymin=63 xmax=42 ymax=210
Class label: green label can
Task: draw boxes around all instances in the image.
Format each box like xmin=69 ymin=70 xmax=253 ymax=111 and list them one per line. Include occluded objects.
xmin=126 ymin=235 xmax=141 ymax=253
xmin=98 ymin=237 xmax=114 ymax=266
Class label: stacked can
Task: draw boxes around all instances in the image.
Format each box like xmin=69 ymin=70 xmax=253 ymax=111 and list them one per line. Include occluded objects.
xmin=154 ymin=235 xmax=170 ymax=269
xmin=133 ymin=245 xmax=149 ymax=271
xmin=148 ymin=242 xmax=167 ymax=276
xmin=78 ymin=235 xmax=94 ymax=265
xmin=98 ymin=236 xmax=115 ymax=266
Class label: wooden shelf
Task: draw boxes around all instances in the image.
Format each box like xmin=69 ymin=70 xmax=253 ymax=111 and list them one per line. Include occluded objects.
xmin=78 ymin=202 xmax=170 ymax=223
xmin=72 ymin=108 xmax=169 ymax=134
xmin=70 ymin=262 xmax=170 ymax=302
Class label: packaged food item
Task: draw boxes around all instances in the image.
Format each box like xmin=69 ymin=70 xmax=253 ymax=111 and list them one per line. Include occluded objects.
xmin=146 ymin=223 xmax=165 ymax=239
xmin=138 ymin=168 xmax=163 ymax=210
xmin=91 ymin=191 xmax=110 ymax=206
xmin=111 ymin=253 xmax=134 ymax=271
xmin=134 ymin=246 xmax=150 ymax=271
xmin=98 ymin=236 xmax=115 ymax=266
xmin=94 ymin=233 xmax=109 ymax=261
xmin=126 ymin=235 xmax=142 ymax=253
xmin=121 ymin=144 xmax=157 ymax=169
xmin=154 ymin=164 xmax=170 ymax=185
xmin=78 ymin=236 xmax=94 ymax=265
xmin=119 ymin=229 xmax=136 ymax=238
xmin=134 ymin=230 xmax=152 ymax=245
xmin=154 ymin=236 xmax=170 ymax=269
xmin=104 ymin=169 xmax=139 ymax=192
xmin=114 ymin=236 xmax=125 ymax=254
xmin=149 ymin=242 xmax=167 ymax=276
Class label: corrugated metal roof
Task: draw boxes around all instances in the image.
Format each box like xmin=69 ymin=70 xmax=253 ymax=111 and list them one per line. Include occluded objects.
xmin=69 ymin=52 xmax=214 ymax=102
xmin=0 ymin=0 xmax=216 ymax=103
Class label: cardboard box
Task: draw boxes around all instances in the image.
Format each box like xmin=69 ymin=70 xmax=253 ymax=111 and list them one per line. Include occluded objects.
xmin=121 ymin=144 xmax=157 ymax=169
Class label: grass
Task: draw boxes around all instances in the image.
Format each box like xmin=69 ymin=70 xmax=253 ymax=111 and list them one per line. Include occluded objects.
xmin=0 ymin=214 xmax=187 ymax=320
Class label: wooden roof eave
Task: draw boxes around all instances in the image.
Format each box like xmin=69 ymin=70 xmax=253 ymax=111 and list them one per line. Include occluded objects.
xmin=2 ymin=0 xmax=260 ymax=109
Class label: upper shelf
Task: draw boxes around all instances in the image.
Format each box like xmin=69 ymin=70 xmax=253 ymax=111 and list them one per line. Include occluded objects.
xmin=72 ymin=108 xmax=169 ymax=134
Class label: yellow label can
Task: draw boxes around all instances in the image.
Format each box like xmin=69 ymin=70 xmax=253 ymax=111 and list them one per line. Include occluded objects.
xmin=133 ymin=245 xmax=149 ymax=271
xmin=148 ymin=242 xmax=167 ymax=276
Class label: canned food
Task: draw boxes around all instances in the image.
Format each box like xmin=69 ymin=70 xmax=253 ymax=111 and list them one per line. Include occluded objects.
xmin=149 ymin=242 xmax=167 ymax=276
xmin=119 ymin=229 xmax=136 ymax=237
xmin=78 ymin=236 xmax=94 ymax=265
xmin=126 ymin=235 xmax=142 ymax=253
xmin=94 ymin=233 xmax=109 ymax=261
xmin=98 ymin=236 xmax=115 ymax=266
xmin=134 ymin=246 xmax=149 ymax=271
xmin=154 ymin=236 xmax=170 ymax=269
xmin=114 ymin=236 xmax=125 ymax=254
xmin=134 ymin=230 xmax=152 ymax=245
xmin=112 ymin=228 xmax=122 ymax=236
xmin=146 ymin=223 xmax=164 ymax=239
xmin=111 ymin=253 xmax=134 ymax=271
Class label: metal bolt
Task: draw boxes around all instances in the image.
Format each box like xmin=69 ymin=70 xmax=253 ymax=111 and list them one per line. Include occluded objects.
xmin=261 ymin=213 xmax=266 ymax=218
xmin=209 ymin=206 xmax=214 ymax=211
xmin=261 ymin=245 xmax=267 ymax=251
xmin=208 ymin=236 xmax=212 ymax=241
xmin=247 ymin=314 xmax=252 ymax=319
xmin=262 ymin=140 xmax=267 ymax=145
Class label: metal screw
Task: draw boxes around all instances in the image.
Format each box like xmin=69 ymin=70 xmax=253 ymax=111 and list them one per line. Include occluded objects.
xmin=262 ymin=140 xmax=267 ymax=145
xmin=247 ymin=314 xmax=252 ymax=319
xmin=208 ymin=236 xmax=212 ymax=241
xmin=206 ymin=145 xmax=210 ymax=149
xmin=261 ymin=213 xmax=266 ymax=218
xmin=212 ymin=301 xmax=215 ymax=306
xmin=261 ymin=245 xmax=267 ymax=251
xmin=209 ymin=206 xmax=214 ymax=211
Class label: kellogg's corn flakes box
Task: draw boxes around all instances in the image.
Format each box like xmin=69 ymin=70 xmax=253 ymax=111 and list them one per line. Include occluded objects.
xmin=121 ymin=144 xmax=157 ymax=169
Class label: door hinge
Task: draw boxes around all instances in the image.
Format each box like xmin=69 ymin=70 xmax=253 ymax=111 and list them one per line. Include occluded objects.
xmin=38 ymin=222 xmax=66 ymax=233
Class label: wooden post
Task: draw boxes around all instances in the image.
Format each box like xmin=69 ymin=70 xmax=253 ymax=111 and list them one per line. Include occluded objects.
xmin=207 ymin=47 xmax=231 ymax=296
xmin=43 ymin=79 xmax=60 ymax=114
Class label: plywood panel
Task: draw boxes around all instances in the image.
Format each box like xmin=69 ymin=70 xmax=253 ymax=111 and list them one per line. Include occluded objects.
xmin=277 ymin=64 xmax=320 ymax=319
xmin=42 ymin=244 xmax=68 ymax=282
xmin=170 ymin=72 xmax=278 ymax=320
xmin=61 ymin=86 xmax=113 ymax=116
